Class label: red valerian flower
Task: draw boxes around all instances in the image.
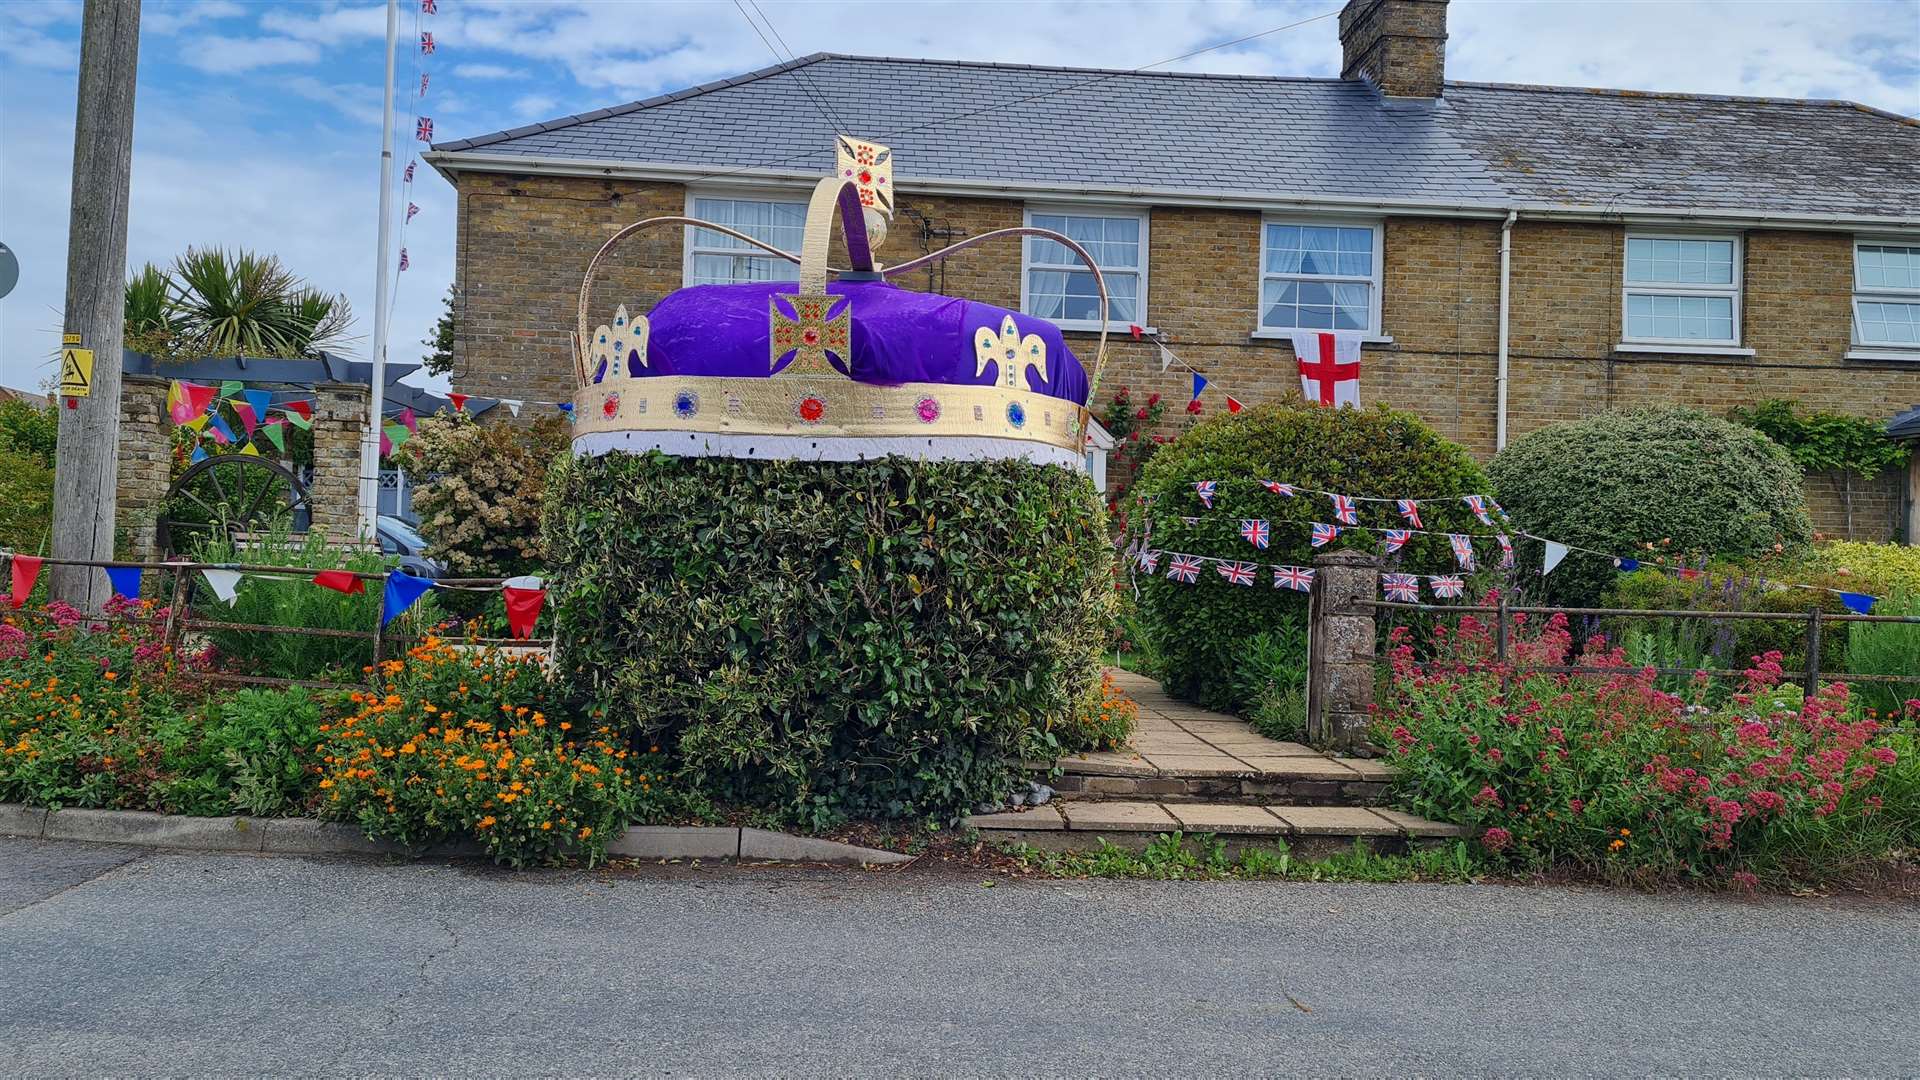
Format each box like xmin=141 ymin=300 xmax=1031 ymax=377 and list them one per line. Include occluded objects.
xmin=1480 ymin=826 xmax=1512 ymax=852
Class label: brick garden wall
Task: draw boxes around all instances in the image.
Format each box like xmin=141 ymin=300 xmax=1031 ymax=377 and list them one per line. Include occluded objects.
xmin=449 ymin=172 xmax=1916 ymax=541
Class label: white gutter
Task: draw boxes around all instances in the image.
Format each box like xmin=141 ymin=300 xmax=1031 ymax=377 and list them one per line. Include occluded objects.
xmin=423 ymin=150 xmax=1920 ymax=232
xmin=1495 ymin=209 xmax=1516 ymax=452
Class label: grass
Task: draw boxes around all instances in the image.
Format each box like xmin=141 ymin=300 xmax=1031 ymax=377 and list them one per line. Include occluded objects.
xmin=1005 ymin=832 xmax=1483 ymax=882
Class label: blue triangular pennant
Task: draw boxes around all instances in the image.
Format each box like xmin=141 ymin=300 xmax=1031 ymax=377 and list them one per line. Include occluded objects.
xmin=1839 ymin=592 xmax=1876 ymax=615
xmin=209 ymin=412 xmax=237 ymax=445
xmin=242 ymin=388 xmax=273 ymax=423
xmin=105 ymin=566 xmax=142 ymax=600
xmin=1615 ymin=557 xmax=1640 ymax=572
xmin=382 ymin=570 xmax=436 ymax=626
xmin=1191 ymin=372 xmax=1208 ymax=401
xmin=190 ymin=445 xmax=208 ymax=464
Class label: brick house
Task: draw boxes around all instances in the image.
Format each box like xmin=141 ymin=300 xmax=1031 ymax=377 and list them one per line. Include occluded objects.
xmin=425 ymin=0 xmax=1920 ymax=540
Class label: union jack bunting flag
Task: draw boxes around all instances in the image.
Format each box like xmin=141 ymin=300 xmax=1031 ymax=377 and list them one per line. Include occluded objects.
xmin=421 ymin=0 xmax=436 ymax=12
xmin=420 ymin=73 xmax=430 ymax=95
xmin=1137 ymin=549 xmax=1161 ymax=574
xmin=406 ymin=202 xmax=420 ymax=223
xmin=420 ymin=31 xmax=435 ymax=53
xmin=1217 ymin=561 xmax=1257 ymax=586
xmin=1496 ymin=533 xmax=1515 ymax=568
xmin=1274 ymin=565 xmax=1315 ymax=592
xmin=403 ymin=161 xmax=416 ymax=183
xmin=1463 ymin=494 xmax=1495 ymax=526
xmin=1181 ymin=516 xmax=1200 ymax=526
xmin=1239 ymin=519 xmax=1270 ymax=550
xmin=1261 ymin=480 xmax=1298 ymax=497
xmin=1382 ymin=573 xmax=1421 ymax=602
xmin=1382 ymin=528 xmax=1413 ymax=554
xmin=1488 ymin=496 xmax=1510 ymax=521
xmin=1194 ymin=480 xmax=1217 ymax=509
xmin=1167 ymin=554 xmax=1203 ymax=583
xmin=1429 ymin=575 xmax=1465 ymax=599
xmin=1396 ymin=499 xmax=1423 ymax=529
xmin=1329 ymin=493 xmax=1358 ymax=525
xmin=416 ymin=117 xmax=434 ymax=142
xmin=1310 ymin=522 xmax=1341 ymax=548
xmin=398 ymin=248 xmax=410 ymax=272
xmin=1448 ymin=533 xmax=1476 ymax=570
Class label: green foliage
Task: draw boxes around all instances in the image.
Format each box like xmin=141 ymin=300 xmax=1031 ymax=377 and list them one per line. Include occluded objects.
xmin=1730 ymin=399 xmax=1909 ymax=477
xmin=1844 ymin=592 xmax=1920 ymax=717
xmin=125 ymin=247 xmax=351 ymax=362
xmin=406 ymin=413 xmax=567 ymax=580
xmin=1053 ymin=671 xmax=1137 ymax=754
xmin=147 ymin=688 xmax=325 ymax=816
xmin=422 ymin=286 xmax=457 ymax=377
xmin=0 ymin=397 xmax=57 ymax=462
xmin=194 ymin=526 xmax=438 ymax=680
xmin=1488 ymin=407 xmax=1812 ymax=607
xmin=1231 ymin=624 xmax=1309 ymax=742
xmin=1800 ymin=541 xmax=1920 ymax=598
xmin=1604 ymin=565 xmax=1850 ymax=676
xmin=543 ymin=451 xmax=1116 ymax=826
xmin=1007 ymin=834 xmax=1481 ymax=882
xmin=0 ymin=447 xmax=54 ymax=555
xmin=1131 ymin=401 xmax=1489 ymax=712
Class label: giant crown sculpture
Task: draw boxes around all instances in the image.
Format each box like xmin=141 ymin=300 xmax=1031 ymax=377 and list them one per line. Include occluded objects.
xmin=568 ymin=138 xmax=1112 ymax=467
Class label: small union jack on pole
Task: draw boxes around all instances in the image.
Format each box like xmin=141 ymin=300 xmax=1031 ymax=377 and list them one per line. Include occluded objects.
xmin=403 ymin=161 xmax=416 ymax=183
xmin=421 ymin=0 xmax=437 ymax=13
xmin=407 ymin=202 xmax=420 ymax=223
xmin=416 ymin=117 xmax=433 ymax=142
xmin=420 ymin=31 xmax=435 ymax=53
xmin=398 ymin=248 xmax=410 ymax=272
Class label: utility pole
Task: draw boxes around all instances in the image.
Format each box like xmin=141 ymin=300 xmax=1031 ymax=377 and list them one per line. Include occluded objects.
xmin=359 ymin=0 xmax=399 ymax=541
xmin=51 ymin=0 xmax=140 ymax=610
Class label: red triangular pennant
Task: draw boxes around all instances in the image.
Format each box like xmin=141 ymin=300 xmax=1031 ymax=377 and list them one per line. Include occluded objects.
xmin=449 ymin=393 xmax=467 ymax=412
xmin=1226 ymin=396 xmax=1243 ymax=414
xmin=9 ymin=555 xmax=43 ymax=608
xmin=312 ymin=569 xmax=366 ymax=595
xmin=501 ymin=583 xmax=546 ymax=639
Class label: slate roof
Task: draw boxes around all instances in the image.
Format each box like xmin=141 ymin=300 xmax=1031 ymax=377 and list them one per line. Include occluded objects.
xmin=430 ymin=54 xmax=1920 ymax=221
xmin=1889 ymin=404 xmax=1920 ymax=441
xmin=122 ymin=351 xmax=496 ymax=419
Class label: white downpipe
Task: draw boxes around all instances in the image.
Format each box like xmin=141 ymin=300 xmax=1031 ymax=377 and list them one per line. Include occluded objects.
xmin=1495 ymin=210 xmax=1516 ymax=452
xmin=359 ymin=0 xmax=399 ymax=541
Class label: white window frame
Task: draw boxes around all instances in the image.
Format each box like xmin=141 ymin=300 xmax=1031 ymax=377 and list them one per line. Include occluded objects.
xmin=1619 ymin=231 xmax=1744 ymax=349
xmin=1020 ymin=205 xmax=1149 ymax=332
xmin=1848 ymin=234 xmax=1920 ymax=360
xmin=1250 ymin=215 xmax=1385 ymax=339
xmin=681 ymin=187 xmax=808 ymax=287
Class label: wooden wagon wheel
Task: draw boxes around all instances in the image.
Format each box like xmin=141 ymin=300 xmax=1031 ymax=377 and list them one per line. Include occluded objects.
xmin=158 ymin=453 xmax=311 ymax=556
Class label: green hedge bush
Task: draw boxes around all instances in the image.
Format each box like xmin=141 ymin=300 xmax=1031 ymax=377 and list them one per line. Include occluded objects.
xmin=1488 ymin=407 xmax=1812 ymax=607
xmin=1130 ymin=402 xmax=1489 ymax=713
xmin=542 ymin=451 xmax=1116 ymax=827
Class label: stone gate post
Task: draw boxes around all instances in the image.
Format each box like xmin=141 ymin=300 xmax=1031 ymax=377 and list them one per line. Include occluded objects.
xmin=114 ymin=373 xmax=174 ymax=562
xmin=308 ymin=382 xmax=371 ymax=543
xmin=1307 ymin=550 xmax=1379 ymax=749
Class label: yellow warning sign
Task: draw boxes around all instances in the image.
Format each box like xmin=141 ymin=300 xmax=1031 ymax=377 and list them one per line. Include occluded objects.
xmin=59 ymin=347 xmax=94 ymax=398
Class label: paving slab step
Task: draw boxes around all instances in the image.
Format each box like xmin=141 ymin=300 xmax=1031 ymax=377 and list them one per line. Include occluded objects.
xmin=966 ymin=800 xmax=1467 ymax=857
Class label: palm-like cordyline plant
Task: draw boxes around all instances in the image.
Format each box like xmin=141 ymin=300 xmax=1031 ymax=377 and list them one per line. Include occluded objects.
xmin=124 ymin=247 xmax=353 ymax=360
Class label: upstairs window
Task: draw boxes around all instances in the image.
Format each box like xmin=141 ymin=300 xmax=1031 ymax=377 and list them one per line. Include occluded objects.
xmin=1621 ymin=234 xmax=1741 ymax=346
xmin=1258 ymin=221 xmax=1380 ymax=335
xmin=685 ymin=195 xmax=806 ymax=285
xmin=1853 ymin=241 xmax=1920 ymax=350
xmin=1023 ymin=209 xmax=1145 ymax=329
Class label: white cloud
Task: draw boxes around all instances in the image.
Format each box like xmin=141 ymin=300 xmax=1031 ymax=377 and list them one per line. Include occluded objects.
xmin=180 ymin=34 xmax=323 ymax=73
xmin=144 ymin=0 xmax=246 ymax=37
xmin=256 ymin=2 xmax=388 ymax=46
xmin=510 ymin=93 xmax=560 ymax=121
xmin=450 ymin=62 xmax=525 ymax=79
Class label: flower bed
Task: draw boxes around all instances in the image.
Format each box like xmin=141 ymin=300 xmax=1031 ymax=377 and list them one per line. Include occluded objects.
xmin=1375 ymin=612 xmax=1918 ymax=885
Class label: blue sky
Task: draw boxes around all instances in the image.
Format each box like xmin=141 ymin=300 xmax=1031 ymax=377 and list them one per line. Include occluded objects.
xmin=2 ymin=0 xmax=1916 ymax=393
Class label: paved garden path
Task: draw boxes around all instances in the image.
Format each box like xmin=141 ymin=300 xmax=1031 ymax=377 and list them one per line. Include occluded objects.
xmin=2 ymin=838 xmax=1915 ymax=1075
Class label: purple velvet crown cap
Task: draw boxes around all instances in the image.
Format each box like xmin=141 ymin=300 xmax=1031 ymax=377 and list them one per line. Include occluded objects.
xmin=614 ymin=279 xmax=1090 ymax=406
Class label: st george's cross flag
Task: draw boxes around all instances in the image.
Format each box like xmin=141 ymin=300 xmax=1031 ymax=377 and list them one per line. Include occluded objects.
xmin=1166 ymin=554 xmax=1203 ymax=583
xmin=1274 ymin=565 xmax=1315 ymax=592
xmin=1396 ymin=499 xmax=1423 ymax=529
xmin=1217 ymin=561 xmax=1258 ymax=586
xmin=1239 ymin=519 xmax=1270 ymax=550
xmin=1290 ymin=330 xmax=1363 ymax=409
xmin=1382 ymin=573 xmax=1421 ymax=602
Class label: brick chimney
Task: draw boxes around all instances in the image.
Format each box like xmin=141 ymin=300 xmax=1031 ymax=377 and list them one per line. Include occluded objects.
xmin=1339 ymin=0 xmax=1449 ymax=98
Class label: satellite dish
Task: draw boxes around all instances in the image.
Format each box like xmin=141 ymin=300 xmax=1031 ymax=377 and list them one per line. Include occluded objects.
xmin=0 ymin=242 xmax=17 ymax=301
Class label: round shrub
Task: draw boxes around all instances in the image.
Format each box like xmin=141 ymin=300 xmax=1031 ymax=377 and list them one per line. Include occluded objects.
xmin=1130 ymin=402 xmax=1489 ymax=713
xmin=1488 ymin=407 xmax=1812 ymax=606
xmin=542 ymin=452 xmax=1115 ymax=826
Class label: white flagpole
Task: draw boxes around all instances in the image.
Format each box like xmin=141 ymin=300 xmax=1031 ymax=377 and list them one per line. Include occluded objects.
xmin=360 ymin=0 xmax=400 ymax=541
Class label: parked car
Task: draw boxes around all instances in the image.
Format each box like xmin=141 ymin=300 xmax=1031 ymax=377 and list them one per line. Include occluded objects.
xmin=377 ymin=515 xmax=442 ymax=580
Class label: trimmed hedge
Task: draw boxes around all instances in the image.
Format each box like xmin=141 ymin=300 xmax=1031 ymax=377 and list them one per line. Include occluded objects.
xmin=1488 ymin=408 xmax=1812 ymax=607
xmin=543 ymin=451 xmax=1115 ymax=826
xmin=1131 ymin=402 xmax=1489 ymax=713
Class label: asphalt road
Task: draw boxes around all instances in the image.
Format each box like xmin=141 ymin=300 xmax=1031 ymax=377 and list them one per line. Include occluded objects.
xmin=1 ymin=837 xmax=1915 ymax=1077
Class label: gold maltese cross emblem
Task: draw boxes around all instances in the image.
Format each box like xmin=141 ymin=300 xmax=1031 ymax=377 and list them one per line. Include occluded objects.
xmin=770 ymin=293 xmax=851 ymax=378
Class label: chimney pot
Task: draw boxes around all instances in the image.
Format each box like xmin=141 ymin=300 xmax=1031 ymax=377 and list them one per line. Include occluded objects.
xmin=1339 ymin=0 xmax=1449 ymax=99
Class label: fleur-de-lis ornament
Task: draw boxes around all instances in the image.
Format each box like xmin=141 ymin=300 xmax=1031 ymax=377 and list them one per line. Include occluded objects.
xmin=586 ymin=304 xmax=649 ymax=383
xmin=974 ymin=314 xmax=1049 ymax=391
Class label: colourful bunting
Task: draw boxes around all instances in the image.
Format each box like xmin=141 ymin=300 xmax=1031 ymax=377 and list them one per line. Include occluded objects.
xmin=1840 ymin=592 xmax=1876 ymax=614
xmin=1166 ymin=555 xmax=1203 ymax=583
xmin=1463 ymin=495 xmax=1495 ymax=527
xmin=382 ymin=570 xmax=436 ymax=627
xmin=501 ymin=399 xmax=523 ymax=417
xmin=1396 ymin=499 xmax=1423 ymax=529
xmin=1543 ymin=541 xmax=1569 ymax=576
xmin=238 ymin=442 xmax=261 ymax=457
xmin=1239 ymin=519 xmax=1269 ymax=550
xmin=1226 ymin=396 xmax=1243 ymax=414
xmin=399 ymin=407 xmax=418 ymax=434
xmin=312 ymin=570 xmax=365 ymax=595
xmin=1616 ymin=557 xmax=1641 ymax=572
xmin=501 ymin=575 xmax=547 ymax=639
xmin=209 ymin=413 xmax=236 ymax=445
xmin=170 ymin=381 xmax=217 ymax=424
xmin=1310 ymin=522 xmax=1341 ymax=548
xmin=1430 ymin=575 xmax=1465 ymax=599
xmin=9 ymin=555 xmax=43 ymax=607
xmin=232 ymin=401 xmax=259 ymax=436
xmin=219 ymin=380 xmax=244 ymax=400
xmin=449 ymin=393 xmax=468 ymax=412
xmin=1382 ymin=529 xmax=1412 ymax=554
xmin=105 ymin=566 xmax=142 ymax=600
xmin=260 ymin=420 xmax=287 ymax=453
xmin=1448 ymin=534 xmax=1475 ymax=570
xmin=1382 ymin=573 xmax=1420 ymax=602
xmin=282 ymin=401 xmax=313 ymax=430
xmin=201 ymin=568 xmax=242 ymax=605
xmin=1329 ymin=494 xmax=1358 ymax=526
xmin=1190 ymin=372 xmax=1207 ymax=402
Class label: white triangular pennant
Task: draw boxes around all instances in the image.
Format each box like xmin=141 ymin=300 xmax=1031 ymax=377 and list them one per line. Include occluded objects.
xmin=1542 ymin=540 xmax=1570 ymax=576
xmin=1156 ymin=343 xmax=1176 ymax=373
xmin=502 ymin=399 xmax=523 ymax=417
xmin=202 ymin=568 xmax=243 ymax=606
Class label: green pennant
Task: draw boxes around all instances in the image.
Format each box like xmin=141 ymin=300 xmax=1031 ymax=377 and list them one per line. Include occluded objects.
xmin=219 ymin=380 xmax=244 ymax=400
xmin=282 ymin=409 xmax=311 ymax=430
xmin=383 ymin=421 xmax=410 ymax=448
xmin=260 ymin=422 xmax=287 ymax=453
